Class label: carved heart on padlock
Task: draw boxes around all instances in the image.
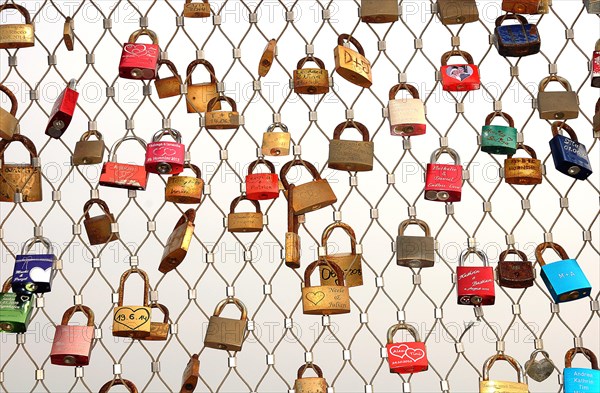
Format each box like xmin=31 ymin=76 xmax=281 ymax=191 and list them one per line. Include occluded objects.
xmin=305 ymin=291 xmax=325 ymax=306
xmin=124 ymin=44 xmax=155 ymax=57
xmin=28 ymin=266 xmax=52 ymax=282
xmin=525 ymin=357 xmax=554 ymax=382
xmin=113 ymin=308 xmax=151 ymax=330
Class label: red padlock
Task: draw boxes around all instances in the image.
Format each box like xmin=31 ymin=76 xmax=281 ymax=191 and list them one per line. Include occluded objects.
xmin=245 ymin=159 xmax=279 ymax=200
xmin=457 ymin=248 xmax=495 ymax=306
xmin=99 ymin=136 xmax=149 ymax=191
xmin=424 ymin=147 xmax=462 ymax=202
xmin=386 ymin=323 xmax=428 ymax=374
xmin=440 ymin=50 xmax=480 ymax=92
xmin=50 ymin=305 xmax=94 ymax=366
xmin=118 ymin=29 xmax=160 ymax=80
xmin=592 ymin=39 xmax=600 ymax=88
xmin=145 ymin=129 xmax=185 ymax=175
xmin=45 ymin=79 xmax=79 ymax=139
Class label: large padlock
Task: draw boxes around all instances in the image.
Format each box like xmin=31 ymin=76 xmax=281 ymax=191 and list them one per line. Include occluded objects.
xmin=246 ymin=159 xmax=279 ymax=200
xmin=424 ymin=147 xmax=462 ymax=202
xmin=261 ymin=123 xmax=291 ymax=156
xmin=388 ymin=83 xmax=426 ymax=136
xmin=536 ymin=242 xmax=591 ymax=303
xmin=142 ymin=303 xmax=170 ymax=341
xmin=592 ymin=39 xmax=600 ymax=87
xmin=99 ymin=379 xmax=138 ymax=393
xmin=0 ymin=277 xmax=33 ymax=333
xmin=360 ymin=0 xmax=399 ymax=23
xmin=386 ymin=323 xmax=428 ymax=374
xmin=496 ymin=249 xmax=534 ymax=289
xmin=83 ymin=198 xmax=119 ymax=245
xmin=537 ymin=75 xmax=579 ymax=120
xmin=564 ymin=347 xmax=600 ymax=393
xmin=45 ymin=79 xmax=79 ymax=139
xmin=204 ymin=297 xmax=248 ymax=352
xmin=524 ymin=349 xmax=554 ymax=382
xmin=585 ymin=0 xmax=600 ymax=13
xmin=118 ymin=29 xmax=160 ymax=80
xmin=302 ymin=259 xmax=350 ymax=315
xmin=437 ymin=0 xmax=479 ymax=25
xmin=333 ymin=34 xmax=372 ymax=88
xmin=502 ymin=0 xmax=541 ymax=14
xmin=396 ymin=219 xmax=435 ymax=268
xmin=145 ymin=128 xmax=185 ymax=175
xmin=440 ymin=50 xmax=480 ymax=91
xmin=183 ymin=0 xmax=211 ymax=18
xmin=72 ymin=130 xmax=105 ymax=166
xmin=154 ymin=59 xmax=182 ymax=99
xmin=159 ymin=209 xmax=196 ymax=273
xmin=480 ymin=354 xmax=529 ymax=393
xmin=319 ymin=222 xmax=363 ymax=288
xmin=293 ymin=56 xmax=330 ymax=95
xmin=0 ymin=4 xmax=35 ymax=49
xmin=12 ymin=237 xmax=55 ymax=295
xmin=280 ymin=160 xmax=337 ymax=215
xmin=0 ymin=83 xmax=18 ymax=140
xmin=185 ymin=59 xmax=220 ymax=113
xmin=481 ymin=111 xmax=518 ymax=155
xmin=494 ymin=14 xmax=541 ymax=57
xmin=50 ymin=305 xmax=94 ymax=366
xmin=112 ymin=268 xmax=152 ymax=338
xmin=456 ymin=248 xmax=495 ymax=306
xmin=0 ymin=134 xmax=42 ymax=202
xmin=328 ymin=121 xmax=374 ymax=172
xmin=99 ymin=136 xmax=149 ymax=191
xmin=258 ymin=39 xmax=277 ymax=77
xmin=63 ymin=17 xmax=74 ymax=51
xmin=165 ymin=163 xmax=204 ymax=204
xmin=549 ymin=121 xmax=592 ymax=181
xmin=504 ymin=144 xmax=542 ymax=185
xmin=227 ymin=195 xmax=263 ymax=233
xmin=180 ymin=354 xmax=200 ymax=393
xmin=285 ymin=184 xmax=301 ymax=269
xmin=205 ymin=96 xmax=240 ymax=130
xmin=294 ymin=363 xmax=328 ymax=393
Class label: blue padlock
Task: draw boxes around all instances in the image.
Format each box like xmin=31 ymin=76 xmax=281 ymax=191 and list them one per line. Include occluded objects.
xmin=493 ymin=14 xmax=541 ymax=58
xmin=481 ymin=111 xmax=518 ymax=155
xmin=535 ymin=242 xmax=591 ymax=303
xmin=549 ymin=122 xmax=593 ymax=181
xmin=12 ymin=237 xmax=55 ymax=295
xmin=563 ymin=347 xmax=600 ymax=393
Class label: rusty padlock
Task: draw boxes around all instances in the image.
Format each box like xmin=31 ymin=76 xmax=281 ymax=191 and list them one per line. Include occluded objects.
xmin=563 ymin=347 xmax=600 ymax=393
xmin=185 ymin=59 xmax=220 ymax=113
xmin=118 ymin=29 xmax=160 ymax=80
xmin=159 ymin=209 xmax=196 ymax=273
xmin=0 ymin=134 xmax=42 ymax=202
xmin=112 ymin=268 xmax=151 ymax=339
xmin=328 ymin=121 xmax=374 ymax=172
xmin=99 ymin=379 xmax=138 ymax=393
xmin=0 ymin=83 xmax=18 ymax=140
xmin=72 ymin=130 xmax=105 ymax=166
xmin=141 ymin=303 xmax=170 ymax=341
xmin=333 ymin=34 xmax=372 ymax=88
xmin=83 ymin=198 xmax=119 ymax=245
xmin=63 ymin=17 xmax=74 ymax=51
xmin=205 ymin=95 xmax=240 ymax=130
xmin=0 ymin=4 xmax=35 ymax=49
xmin=154 ymin=59 xmax=182 ymax=99
xmin=246 ymin=159 xmax=279 ymax=200
xmin=204 ymin=297 xmax=248 ymax=352
xmin=145 ymin=128 xmax=185 ymax=175
xmin=504 ymin=144 xmax=542 ymax=185
xmin=496 ymin=249 xmax=534 ymax=289
xmin=493 ymin=14 xmax=541 ymax=58
xmin=537 ymin=75 xmax=579 ymax=120
xmin=293 ymin=56 xmax=330 ymax=95
xmin=227 ymin=195 xmax=263 ymax=233
xmin=180 ymin=354 xmax=200 ymax=393
xmin=99 ymin=136 xmax=149 ymax=191
xmin=437 ymin=0 xmax=479 ymax=25
xmin=258 ymin=39 xmax=277 ymax=77
xmin=45 ymin=79 xmax=79 ymax=139
xmin=280 ymin=160 xmax=337 ymax=215
xmin=285 ymin=184 xmax=301 ymax=269
xmin=360 ymin=0 xmax=399 ymax=23
xmin=50 ymin=305 xmax=94 ymax=366
xmin=261 ymin=123 xmax=291 ymax=156
xmin=318 ymin=222 xmax=363 ymax=288
xmin=302 ymin=259 xmax=351 ymax=315
xmin=294 ymin=363 xmax=328 ymax=393
xmin=183 ymin=0 xmax=211 ymax=18
xmin=388 ymin=83 xmax=426 ymax=136
xmin=165 ymin=163 xmax=204 ymax=204
xmin=396 ymin=219 xmax=435 ymax=268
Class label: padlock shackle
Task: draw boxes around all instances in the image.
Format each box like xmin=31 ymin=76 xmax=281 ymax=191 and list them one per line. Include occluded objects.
xmin=247 ymin=158 xmax=276 ymax=176
xmin=499 ymin=249 xmax=528 ymax=263
xmin=297 ymin=363 xmax=324 ymax=379
xmin=565 ymin=347 xmax=599 ymax=370
xmin=79 ymin=130 xmax=103 ymax=142
xmin=0 ymin=134 xmax=39 ymax=165
xmin=337 ymin=34 xmax=366 ymax=56
xmin=172 ymin=163 xmax=202 ymax=179
xmin=485 ymin=112 xmax=515 ymax=128
xmin=206 ymin=95 xmax=237 ymax=113
xmin=482 ymin=354 xmax=525 ymax=383
xmin=551 ymin=121 xmax=578 ymax=142
xmin=186 ymin=59 xmax=218 ymax=85
xmin=538 ymin=75 xmax=573 ymax=93
xmin=108 ymin=136 xmax=147 ymax=162
xmin=495 ymin=13 xmax=529 ymax=28
xmin=535 ymin=242 xmax=569 ymax=267
xmin=150 ymin=303 xmax=170 ymax=323
xmin=99 ymin=378 xmax=138 ymax=393
xmin=332 ymin=121 xmax=370 ymax=142
xmin=458 ymin=248 xmax=489 ymax=267
xmin=2 ymin=277 xmax=13 ymax=293
xmin=0 ymin=83 xmax=18 ymax=115
xmin=212 ymin=297 xmax=248 ymax=320
xmin=430 ymin=147 xmax=460 ymax=165
xmin=304 ymin=259 xmax=346 ymax=287
xmin=186 ymin=0 xmax=209 ymax=3
xmin=596 ymin=39 xmax=600 ymax=52
xmin=280 ymin=159 xmax=322 ymax=190
xmin=441 ymin=50 xmax=474 ymax=66
xmin=389 ymin=83 xmax=420 ymax=100
xmin=83 ymin=198 xmax=112 ymax=221
xmin=266 ymin=122 xmax=289 ymax=133
xmin=128 ymin=28 xmax=159 ymax=45
xmin=297 ymin=56 xmax=326 ymax=70
xmin=60 ymin=305 xmax=95 ymax=326
xmin=152 ymin=128 xmax=182 ymax=143
xmin=0 ymin=3 xmax=32 ymax=24
xmin=230 ymin=195 xmax=261 ymax=214
xmin=173 ymin=209 xmax=196 ymax=232
xmin=21 ymin=236 xmax=53 ymax=255
xmin=155 ymin=59 xmax=180 ymax=81
xmin=321 ymin=222 xmax=357 ymax=254
xmin=287 ymin=183 xmax=299 ymax=233
xmin=117 ymin=268 xmax=150 ymax=307
xmin=507 ymin=144 xmax=537 ymax=159
xmin=398 ymin=218 xmax=431 ymax=237
xmin=386 ymin=322 xmax=421 ymax=344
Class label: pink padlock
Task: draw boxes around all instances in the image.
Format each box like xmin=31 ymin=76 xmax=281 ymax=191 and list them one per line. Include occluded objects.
xmin=50 ymin=305 xmax=95 ymax=366
xmin=145 ymin=129 xmax=185 ymax=175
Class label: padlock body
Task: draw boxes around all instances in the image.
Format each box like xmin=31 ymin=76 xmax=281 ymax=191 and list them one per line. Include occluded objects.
xmin=481 ymin=125 xmax=517 ymax=155
xmin=181 ymin=355 xmax=200 ymax=393
xmin=246 ymin=173 xmax=279 ymax=200
xmin=504 ymin=157 xmax=542 ymax=185
xmin=294 ymin=377 xmax=328 ymax=393
xmin=184 ymin=1 xmax=211 ymax=17
xmin=549 ymin=135 xmax=592 ymax=180
xmin=293 ymin=68 xmax=330 ymax=95
xmin=204 ymin=316 xmax=246 ymax=351
xmin=585 ymin=0 xmax=600 ymax=13
xmin=0 ymin=164 xmax=42 ymax=202
xmin=0 ymin=24 xmax=35 ymax=49
xmin=424 ymin=163 xmax=462 ymax=202
xmin=145 ymin=141 xmax=185 ymax=175
xmin=302 ymin=284 xmax=350 ymax=315
xmin=360 ymin=0 xmax=399 ymax=23
xmin=285 ymin=232 xmax=301 ymax=269
xmin=0 ymin=292 xmax=32 ymax=333
xmin=228 ymin=212 xmax=263 ymax=232
xmin=154 ymin=76 xmax=181 ymax=99
xmin=496 ymin=261 xmax=534 ymax=288
xmin=289 ymin=180 xmax=337 ymax=215
xmin=537 ymin=91 xmax=579 ymax=120
xmin=396 ymin=235 xmax=435 ymax=268
xmin=563 ymin=367 xmax=600 ymax=393
xmin=437 ymin=0 xmax=479 ymax=25
xmin=261 ymin=132 xmax=290 ymax=156
xmin=112 ymin=305 xmax=151 ymax=338
xmin=186 ymin=83 xmax=220 ymax=113
xmin=456 ymin=266 xmax=495 ymax=305
xmin=386 ymin=341 xmax=428 ymax=374
xmin=537 ymin=0 xmax=550 ymax=13
xmin=12 ymin=254 xmax=55 ymax=295
xmin=328 ymin=140 xmax=374 ymax=172
xmin=593 ymin=50 xmax=600 ymax=88
xmin=84 ymin=213 xmax=118 ymax=245
xmin=45 ymin=86 xmax=79 ymax=139
xmin=502 ymin=0 xmax=542 ymax=14
xmin=205 ymin=110 xmax=240 ymax=130
xmin=159 ymin=221 xmax=194 ymax=273
xmin=0 ymin=107 xmax=18 ymax=140
xmin=333 ymin=45 xmax=372 ymax=88
xmin=479 ymin=380 xmax=529 ymax=393
xmin=143 ymin=322 xmax=169 ymax=341
xmin=50 ymin=325 xmax=93 ymax=366
xmin=388 ymin=98 xmax=426 ymax=136
xmin=165 ymin=175 xmax=203 ymax=204
xmin=540 ymin=259 xmax=591 ymax=303
xmin=99 ymin=162 xmax=148 ymax=190
xmin=118 ymin=42 xmax=159 ymax=80
xmin=494 ymin=23 xmax=540 ymax=57
xmin=73 ymin=140 xmax=105 ymax=166
xmin=441 ymin=64 xmax=480 ymax=91
xmin=319 ymin=253 xmax=363 ymax=288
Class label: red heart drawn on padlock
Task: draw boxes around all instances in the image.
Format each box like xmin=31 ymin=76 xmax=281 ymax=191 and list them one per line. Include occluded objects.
xmin=405 ymin=347 xmax=425 ymax=362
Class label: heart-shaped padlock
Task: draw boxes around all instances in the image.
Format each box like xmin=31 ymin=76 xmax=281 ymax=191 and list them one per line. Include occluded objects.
xmin=524 ymin=349 xmax=554 ymax=382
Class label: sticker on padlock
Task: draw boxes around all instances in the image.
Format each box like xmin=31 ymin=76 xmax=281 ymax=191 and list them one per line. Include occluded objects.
xmin=386 ymin=323 xmax=428 ymax=374
xmin=0 ymin=277 xmax=33 ymax=333
xmin=396 ymin=219 xmax=435 ymax=268
xmin=112 ymin=268 xmax=152 ymax=339
xmin=50 ymin=305 xmax=95 ymax=366
xmin=424 ymin=147 xmax=462 ymax=202
xmin=204 ymin=297 xmax=248 ymax=352
xmin=456 ymin=248 xmax=495 ymax=306
xmin=549 ymin=121 xmax=593 ymax=181
xmin=145 ymin=128 xmax=185 ymax=175
xmin=45 ymin=79 xmax=79 ymax=139
xmin=480 ymin=354 xmax=529 ymax=393
xmin=563 ymin=347 xmax=600 ymax=393
xmin=118 ymin=28 xmax=160 ymax=80
xmin=12 ymin=237 xmax=56 ymax=295
xmin=0 ymin=4 xmax=35 ymax=49
xmin=293 ymin=363 xmax=328 ymax=393
xmin=0 ymin=134 xmax=43 ymax=203
xmin=318 ymin=222 xmax=363 ymax=288
xmin=246 ymin=159 xmax=279 ymax=200
xmin=328 ymin=121 xmax=374 ymax=172
xmin=99 ymin=136 xmax=149 ymax=191
xmin=280 ymin=160 xmax=337 ymax=215
xmin=165 ymin=164 xmax=204 ymax=204
xmin=440 ymin=50 xmax=480 ymax=91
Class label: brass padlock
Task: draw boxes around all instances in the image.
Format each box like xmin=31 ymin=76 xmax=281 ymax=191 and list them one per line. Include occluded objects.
xmin=293 ymin=56 xmax=330 ymax=95
xmin=396 ymin=219 xmax=435 ymax=268
xmin=185 ymin=59 xmax=220 ymax=113
xmin=165 ymin=163 xmax=204 ymax=204
xmin=205 ymin=96 xmax=239 ymax=130
xmin=537 ymin=75 xmax=580 ymax=120
xmin=480 ymin=354 xmax=529 ymax=393
xmin=0 ymin=4 xmax=35 ymax=49
xmin=504 ymin=144 xmax=542 ymax=185
xmin=159 ymin=209 xmax=196 ymax=273
xmin=0 ymin=134 xmax=42 ymax=202
xmin=261 ymin=123 xmax=291 ymax=156
xmin=227 ymin=195 xmax=263 ymax=233
xmin=280 ymin=160 xmax=337 ymax=215
xmin=154 ymin=60 xmax=182 ymax=99
xmin=183 ymin=0 xmax=211 ymax=18
xmin=112 ymin=268 xmax=151 ymax=339
xmin=302 ymin=259 xmax=350 ymax=315
xmin=388 ymin=83 xmax=426 ymax=136
xmin=99 ymin=379 xmax=138 ymax=393
xmin=328 ymin=121 xmax=374 ymax=172
xmin=83 ymin=198 xmax=119 ymax=245
xmin=333 ymin=34 xmax=372 ymax=88
xmin=318 ymin=222 xmax=363 ymax=288
xmin=141 ymin=303 xmax=169 ymax=341
xmin=536 ymin=0 xmax=550 ymax=14
xmin=72 ymin=130 xmax=105 ymax=166
xmin=360 ymin=0 xmax=399 ymax=23
xmin=258 ymin=39 xmax=277 ymax=77
xmin=502 ymin=0 xmax=541 ymax=14
xmin=204 ymin=297 xmax=248 ymax=352
xmin=285 ymin=184 xmax=301 ymax=269
xmin=63 ymin=17 xmax=74 ymax=51
xmin=0 ymin=83 xmax=18 ymax=140
xmin=437 ymin=0 xmax=479 ymax=25
xmin=294 ymin=363 xmax=328 ymax=393
xmin=180 ymin=354 xmax=200 ymax=393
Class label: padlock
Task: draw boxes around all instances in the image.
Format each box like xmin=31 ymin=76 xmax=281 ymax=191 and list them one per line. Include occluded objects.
xmin=0 ymin=83 xmax=18 ymax=140
xmin=585 ymin=0 xmax=600 ymax=13
xmin=180 ymin=354 xmax=200 ymax=393
xmin=493 ymin=14 xmax=541 ymax=57
xmin=0 ymin=134 xmax=42 ymax=202
xmin=524 ymin=349 xmax=554 ymax=382
xmin=258 ymin=39 xmax=277 ymax=77
xmin=302 ymin=259 xmax=351 ymax=315
xmin=227 ymin=195 xmax=263 ymax=233
xmin=205 ymin=96 xmax=240 ymax=130
xmin=154 ymin=59 xmax=182 ymax=99
xmin=0 ymin=277 xmax=33 ymax=333
xmin=549 ymin=121 xmax=593 ymax=181
xmin=504 ymin=144 xmax=542 ymax=185
xmin=592 ymin=39 xmax=600 ymax=87
xmin=99 ymin=379 xmax=138 ymax=393
xmin=502 ymin=0 xmax=541 ymax=14
xmin=496 ymin=249 xmax=534 ymax=289
xmin=165 ymin=163 xmax=204 ymax=204
xmin=294 ymin=363 xmax=328 ymax=393
xmin=72 ymin=130 xmax=105 ymax=166
xmin=396 ymin=219 xmax=435 ymax=268
xmin=261 ymin=123 xmax=291 ymax=156
xmin=280 ymin=160 xmax=337 ymax=215
xmin=185 ymin=59 xmax=220 ymax=113
xmin=480 ymin=354 xmax=529 ymax=393
xmin=118 ymin=28 xmax=160 ymax=80
xmin=12 ymin=237 xmax=55 ymax=295
xmin=456 ymin=248 xmax=495 ymax=306
xmin=319 ymin=222 xmax=363 ymax=288
xmin=440 ymin=50 xmax=481 ymax=91
xmin=293 ymin=56 xmax=330 ymax=95
xmin=50 ymin=305 xmax=94 ymax=366
xmin=246 ymin=159 xmax=279 ymax=200
xmin=437 ymin=0 xmax=479 ymax=25
xmin=537 ymin=75 xmax=579 ymax=120
xmin=388 ymin=83 xmax=426 ymax=136
xmin=63 ymin=17 xmax=74 ymax=51
xmin=141 ymin=303 xmax=169 ymax=341
xmin=328 ymin=121 xmax=374 ymax=172
xmin=564 ymin=347 xmax=600 ymax=393
xmin=99 ymin=136 xmax=149 ymax=191
xmin=333 ymin=34 xmax=372 ymax=88
xmin=535 ymin=242 xmax=591 ymax=303
xmin=112 ymin=268 xmax=152 ymax=339
xmin=145 ymin=128 xmax=185 ymax=175
xmin=285 ymin=184 xmax=301 ymax=269
xmin=45 ymin=79 xmax=79 ymax=139
xmin=481 ymin=112 xmax=518 ymax=155
xmin=204 ymin=297 xmax=248 ymax=352
xmin=595 ymin=99 xmax=600 ymax=134
xmin=424 ymin=147 xmax=462 ymax=202
xmin=159 ymin=209 xmax=196 ymax=273
xmin=183 ymin=0 xmax=211 ymax=18
xmin=83 ymin=198 xmax=119 ymax=245
xmin=0 ymin=4 xmax=35 ymax=49
xmin=360 ymin=0 xmax=399 ymax=23
xmin=386 ymin=323 xmax=428 ymax=374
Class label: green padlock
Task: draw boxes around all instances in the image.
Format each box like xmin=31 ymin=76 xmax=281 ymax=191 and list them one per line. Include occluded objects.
xmin=0 ymin=277 xmax=33 ymax=333
xmin=481 ymin=112 xmax=518 ymax=155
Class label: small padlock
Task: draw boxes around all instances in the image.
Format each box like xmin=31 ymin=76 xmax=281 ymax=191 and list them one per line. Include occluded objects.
xmin=246 ymin=159 xmax=279 ymax=200
xmin=112 ymin=268 xmax=152 ymax=339
xmin=386 ymin=323 xmax=428 ymax=374
xmin=154 ymin=59 xmax=182 ymax=99
xmin=165 ymin=163 xmax=204 ymax=204
xmin=333 ymin=34 xmax=372 ymax=88
xmin=180 ymin=354 xmax=200 ymax=393
xmin=45 ymin=79 xmax=79 ymax=139
xmin=204 ymin=297 xmax=248 ymax=352
xmin=496 ymin=249 xmax=534 ymax=289
xmin=480 ymin=354 xmax=529 ymax=393
xmin=63 ymin=17 xmax=74 ymax=51
xmin=456 ymin=248 xmax=495 ymax=306
xmin=440 ymin=50 xmax=481 ymax=91
xmin=141 ymin=303 xmax=169 ymax=341
xmin=493 ymin=14 xmax=541 ymax=57
xmin=183 ymin=0 xmax=211 ymax=18
xmin=0 ymin=134 xmax=42 ymax=202
xmin=293 ymin=56 xmax=330 ymax=95
xmin=0 ymin=4 xmax=35 ymax=49
xmin=185 ymin=59 xmax=220 ymax=113
xmin=504 ymin=144 xmax=542 ymax=185
xmin=318 ymin=222 xmax=363 ymax=288
xmin=99 ymin=136 xmax=149 ymax=191
xmin=328 ymin=121 xmax=374 ymax=172
xmin=12 ymin=237 xmax=55 ymax=295
xmin=285 ymin=184 xmax=301 ymax=269
xmin=258 ymin=39 xmax=277 ymax=77
xmin=585 ymin=0 xmax=600 ymax=13
xmin=0 ymin=83 xmax=18 ymax=140
xmin=50 ymin=305 xmax=94 ymax=366
xmin=280 ymin=160 xmax=337 ymax=215
xmin=388 ymin=83 xmax=426 ymax=136
xmin=437 ymin=0 xmax=479 ymax=25
xmin=502 ymin=0 xmax=542 ymax=14
xmin=536 ymin=0 xmax=550 ymax=14
xmin=536 ymin=242 xmax=591 ymax=303
xmin=549 ymin=121 xmax=593 ymax=181
xmin=592 ymin=39 xmax=600 ymax=87
xmin=205 ymin=96 xmax=240 ymax=130
xmin=481 ymin=112 xmax=518 ymax=155
xmin=537 ymin=75 xmax=579 ymax=120
xmin=118 ymin=28 xmax=160 ymax=80
xmin=99 ymin=379 xmax=138 ymax=393
xmin=563 ymin=347 xmax=600 ymax=393
xmin=302 ymin=259 xmax=351 ymax=315
xmin=72 ymin=130 xmax=105 ymax=166
xmin=83 ymin=198 xmax=119 ymax=246
xmin=159 ymin=209 xmax=196 ymax=273
xmin=0 ymin=277 xmax=33 ymax=333
xmin=396 ymin=219 xmax=435 ymax=268
xmin=424 ymin=147 xmax=462 ymax=202
xmin=524 ymin=349 xmax=554 ymax=382
xmin=360 ymin=0 xmax=399 ymax=23
xmin=261 ymin=123 xmax=291 ymax=156
xmin=594 ymin=99 xmax=600 ymax=134
xmin=227 ymin=195 xmax=263 ymax=233
xmin=293 ymin=363 xmax=328 ymax=393
xmin=145 ymin=128 xmax=185 ymax=175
